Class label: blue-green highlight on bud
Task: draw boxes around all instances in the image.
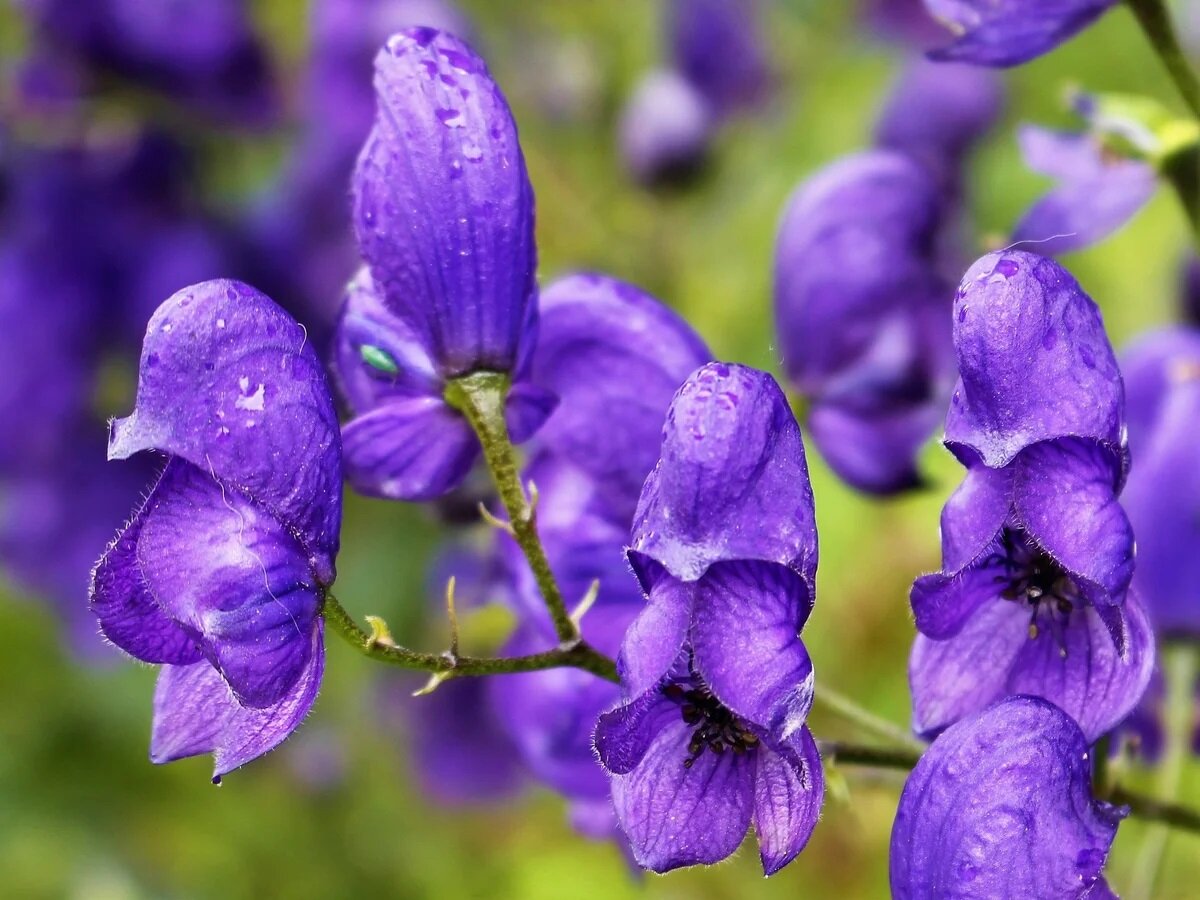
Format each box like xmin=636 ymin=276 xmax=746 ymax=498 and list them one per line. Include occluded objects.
xmin=360 ymin=344 xmax=400 ymax=376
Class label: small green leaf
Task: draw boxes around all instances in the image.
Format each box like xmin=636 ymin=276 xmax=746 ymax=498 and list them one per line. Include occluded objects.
xmin=1071 ymin=88 xmax=1200 ymax=166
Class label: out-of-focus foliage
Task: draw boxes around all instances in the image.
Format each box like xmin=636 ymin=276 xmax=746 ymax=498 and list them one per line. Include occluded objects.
xmin=1 ymin=1 xmax=1198 ymax=898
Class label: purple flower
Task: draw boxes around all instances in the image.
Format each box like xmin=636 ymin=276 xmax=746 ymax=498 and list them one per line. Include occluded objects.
xmin=618 ymin=70 xmax=715 ymax=188
xmin=1011 ymin=126 xmax=1156 ymax=256
xmin=923 ymin=0 xmax=1118 ymax=67
xmin=774 ymin=150 xmax=955 ymax=494
xmin=334 ymin=28 xmax=552 ymax=502
xmin=90 ymin=280 xmax=342 ymax=780
xmin=891 ymin=696 xmax=1125 ymax=899
xmin=595 ymin=363 xmax=823 ymax=874
xmin=874 ymin=58 xmax=1004 ymax=194
xmin=19 ymin=0 xmax=279 ymax=124
xmin=910 ymin=251 xmax=1154 ymax=741
xmin=666 ymin=0 xmax=770 ymax=116
xmin=1120 ymin=328 xmax=1200 ymax=637
xmin=862 ymin=0 xmax=946 ymax=46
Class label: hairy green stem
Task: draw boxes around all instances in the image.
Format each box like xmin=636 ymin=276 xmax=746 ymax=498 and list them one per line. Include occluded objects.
xmin=1127 ymin=645 xmax=1198 ymax=899
xmin=445 ymin=371 xmax=579 ymax=644
xmin=321 ymin=591 xmax=619 ymax=682
xmin=1127 ymin=0 xmax=1200 ymax=121
xmin=813 ymin=685 xmax=927 ymax=752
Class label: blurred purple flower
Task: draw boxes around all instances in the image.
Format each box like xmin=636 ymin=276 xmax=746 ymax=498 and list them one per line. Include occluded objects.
xmin=891 ymin=696 xmax=1125 ymax=898
xmin=1011 ymin=126 xmax=1156 ymax=255
xmin=19 ymin=0 xmax=279 ymax=124
xmin=862 ymin=0 xmax=945 ymax=46
xmin=909 ymin=251 xmax=1154 ymax=741
xmin=923 ymin=0 xmax=1118 ymax=67
xmin=774 ymin=150 xmax=955 ymax=494
xmin=618 ymin=70 xmax=715 ymax=188
xmin=1120 ymin=328 xmax=1200 ymax=637
xmin=333 ymin=28 xmax=552 ymax=502
xmin=667 ymin=0 xmax=770 ymax=116
xmin=91 ymin=281 xmax=342 ymax=780
xmin=595 ymin=363 xmax=823 ymax=875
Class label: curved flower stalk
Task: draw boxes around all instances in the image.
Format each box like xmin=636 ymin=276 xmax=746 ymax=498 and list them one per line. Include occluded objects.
xmin=333 ymin=28 xmax=552 ymax=502
xmin=619 ymin=0 xmax=770 ymax=186
xmin=1120 ymin=328 xmax=1200 ymax=637
xmin=90 ymin=280 xmax=342 ymax=780
xmin=909 ymin=251 xmax=1154 ymax=742
xmin=922 ymin=0 xmax=1118 ymax=67
xmin=1011 ymin=125 xmax=1157 ymax=255
xmin=595 ymin=363 xmax=823 ymax=875
xmin=891 ymin=696 xmax=1125 ymax=899
xmin=774 ymin=150 xmax=956 ymax=494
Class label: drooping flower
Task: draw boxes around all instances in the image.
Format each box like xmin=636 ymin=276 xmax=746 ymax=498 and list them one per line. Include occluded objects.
xmin=18 ymin=0 xmax=279 ymax=124
xmin=910 ymin=251 xmax=1153 ymax=741
xmin=890 ymin=696 xmax=1125 ymax=899
xmin=618 ymin=70 xmax=715 ymax=188
xmin=595 ymin=362 xmax=823 ymax=875
xmin=333 ymin=28 xmax=553 ymax=502
xmin=1011 ymin=125 xmax=1156 ymax=256
xmin=923 ymin=0 xmax=1118 ymax=67
xmin=774 ymin=149 xmax=955 ymax=494
xmin=90 ymin=280 xmax=342 ymax=780
xmin=1120 ymin=328 xmax=1200 ymax=637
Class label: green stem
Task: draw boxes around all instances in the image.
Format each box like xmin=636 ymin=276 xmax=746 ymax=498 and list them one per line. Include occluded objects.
xmin=1127 ymin=645 xmax=1199 ymax=899
xmin=818 ymin=740 xmax=921 ymax=770
xmin=812 ymin=685 xmax=927 ymax=752
xmin=321 ymin=591 xmax=618 ymax=682
xmin=1127 ymin=0 xmax=1200 ymax=122
xmin=445 ymin=371 xmax=579 ymax=644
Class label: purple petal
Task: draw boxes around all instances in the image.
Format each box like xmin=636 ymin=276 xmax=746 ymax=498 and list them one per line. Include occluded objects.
xmin=890 ymin=696 xmax=1124 ymax=899
xmin=945 ymin=251 xmax=1124 ymax=468
xmin=616 ymin=575 xmax=693 ymax=698
xmin=151 ymin=621 xmax=324 ymax=780
xmin=1012 ymin=127 xmax=1155 ymax=255
xmin=910 ymin=559 xmax=1005 ymax=640
xmin=938 ymin=460 xmax=1014 ymax=572
xmin=630 ymin=363 xmax=817 ymax=583
xmin=1011 ymin=438 xmax=1133 ymax=609
xmin=595 ymin=691 xmax=679 ymax=776
xmin=754 ymin=727 xmax=824 ymax=876
xmin=910 ymin=592 xmax=1155 ymax=742
xmin=807 ymin=399 xmax=940 ymax=495
xmin=504 ymin=381 xmax=557 ymax=444
xmin=667 ymin=0 xmax=770 ymax=115
xmin=691 ymin=561 xmax=814 ymax=734
xmin=1121 ymin=327 xmax=1200 ymax=455
xmin=923 ymin=0 xmax=1118 ymax=67
xmin=341 ymin=397 xmax=479 ymax=501
xmin=108 ymin=280 xmax=342 ymax=581
xmin=529 ymin=273 xmax=710 ymax=519
xmin=135 ymin=461 xmax=321 ymax=708
xmin=618 ymin=70 xmax=714 ymax=187
xmin=609 ymin=716 xmax=755 ymax=872
xmin=353 ymin=28 xmax=536 ymax=376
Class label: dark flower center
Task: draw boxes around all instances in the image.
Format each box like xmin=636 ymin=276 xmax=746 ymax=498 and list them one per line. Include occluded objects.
xmin=662 ymin=681 xmax=759 ymax=769
xmin=988 ymin=528 xmax=1081 ymax=653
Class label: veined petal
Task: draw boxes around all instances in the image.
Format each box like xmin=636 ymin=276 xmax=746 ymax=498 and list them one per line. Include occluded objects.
xmin=594 ymin=691 xmax=678 ymax=777
xmin=630 ymin=363 xmax=817 ymax=583
xmin=108 ymin=280 xmax=342 ymax=580
xmin=910 ymin=561 xmax=1004 ymax=640
xmin=151 ymin=621 xmax=324 ymax=780
xmin=610 ymin=716 xmax=755 ymax=873
xmin=135 ymin=461 xmax=320 ymax=708
xmin=1011 ymin=437 xmax=1133 ymax=609
xmin=924 ymin=0 xmax=1118 ymax=67
xmin=353 ymin=28 xmax=536 ymax=375
xmin=616 ymin=575 xmax=693 ymax=699
xmin=938 ymin=460 xmax=1014 ymax=572
xmin=945 ymin=251 xmax=1124 ymax=468
xmin=754 ymin=727 xmax=824 ymax=876
xmin=691 ymin=560 xmax=814 ymax=735
xmin=890 ymin=696 xmax=1124 ymax=899
xmin=341 ymin=397 xmax=479 ymax=501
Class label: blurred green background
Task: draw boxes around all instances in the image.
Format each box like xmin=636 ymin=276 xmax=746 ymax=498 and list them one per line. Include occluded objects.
xmin=2 ymin=1 xmax=1199 ymax=897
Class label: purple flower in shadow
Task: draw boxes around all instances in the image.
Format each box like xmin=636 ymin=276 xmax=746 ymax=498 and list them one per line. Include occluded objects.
xmin=333 ymin=28 xmax=553 ymax=502
xmin=90 ymin=281 xmax=342 ymax=780
xmin=594 ymin=363 xmax=823 ymax=875
xmin=923 ymin=0 xmax=1118 ymax=67
xmin=891 ymin=696 xmax=1125 ymax=898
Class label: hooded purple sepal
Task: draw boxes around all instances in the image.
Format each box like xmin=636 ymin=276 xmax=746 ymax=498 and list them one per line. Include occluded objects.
xmin=629 ymin=362 xmax=818 ymax=586
xmin=1121 ymin=328 xmax=1200 ymax=636
xmin=333 ymin=268 xmax=553 ymax=500
xmin=946 ymin=251 xmax=1125 ymax=470
xmin=890 ymin=696 xmax=1125 ymax=899
xmin=528 ymin=273 xmax=711 ymax=522
xmin=1012 ymin=126 xmax=1156 ymax=256
xmin=666 ymin=0 xmax=770 ymax=116
xmin=150 ymin=621 xmax=324 ymax=782
xmin=923 ymin=0 xmax=1118 ymax=67
xmin=92 ymin=280 xmax=341 ymax=775
xmin=773 ymin=150 xmax=954 ymax=495
xmin=352 ymin=27 xmax=537 ymax=378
